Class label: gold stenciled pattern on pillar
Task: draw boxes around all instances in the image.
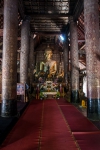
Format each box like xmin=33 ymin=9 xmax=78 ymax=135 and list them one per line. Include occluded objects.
xmin=29 ymin=35 xmax=34 ymax=83
xmin=2 ymin=37 xmax=17 ymax=100
xmin=84 ymin=0 xmax=100 ymax=99
xmin=20 ymin=20 xmax=30 ymax=83
xmin=2 ymin=0 xmax=18 ymax=101
xmin=70 ymin=18 xmax=79 ymax=91
xmin=20 ymin=50 xmax=28 ymax=80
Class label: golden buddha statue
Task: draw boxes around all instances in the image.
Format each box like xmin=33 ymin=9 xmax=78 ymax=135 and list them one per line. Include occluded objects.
xmin=39 ymin=46 xmax=57 ymax=78
xmin=57 ymin=69 xmax=64 ymax=78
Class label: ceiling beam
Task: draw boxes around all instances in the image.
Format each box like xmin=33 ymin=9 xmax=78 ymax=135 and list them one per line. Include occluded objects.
xmin=32 ymin=26 xmax=63 ymax=28
xmin=27 ymin=13 xmax=70 ymax=18
xmin=31 ymin=23 xmax=66 ymax=25
xmin=35 ymin=33 xmax=60 ymax=36
xmin=32 ymin=31 xmax=62 ymax=35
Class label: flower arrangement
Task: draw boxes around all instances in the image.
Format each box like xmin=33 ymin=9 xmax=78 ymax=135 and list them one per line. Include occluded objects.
xmin=40 ymin=81 xmax=58 ymax=92
xmin=56 ymin=91 xmax=60 ymax=99
xmin=39 ymin=92 xmax=44 ymax=99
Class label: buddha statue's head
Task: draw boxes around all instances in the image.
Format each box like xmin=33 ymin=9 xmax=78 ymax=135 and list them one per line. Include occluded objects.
xmin=44 ymin=46 xmax=53 ymax=60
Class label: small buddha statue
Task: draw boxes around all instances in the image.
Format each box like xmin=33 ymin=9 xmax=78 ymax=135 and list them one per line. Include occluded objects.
xmin=57 ymin=69 xmax=64 ymax=78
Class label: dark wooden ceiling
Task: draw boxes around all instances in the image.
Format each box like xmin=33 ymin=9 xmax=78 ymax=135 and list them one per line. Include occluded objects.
xmin=1 ymin=0 xmax=98 ymax=70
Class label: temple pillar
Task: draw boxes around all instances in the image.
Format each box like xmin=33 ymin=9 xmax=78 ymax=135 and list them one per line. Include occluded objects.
xmin=84 ymin=0 xmax=100 ymax=120
xmin=63 ymin=34 xmax=69 ymax=85
xmin=70 ymin=17 xmax=79 ymax=103
xmin=29 ymin=34 xmax=34 ymax=84
xmin=1 ymin=0 xmax=18 ymax=117
xmin=20 ymin=19 xmax=30 ymax=84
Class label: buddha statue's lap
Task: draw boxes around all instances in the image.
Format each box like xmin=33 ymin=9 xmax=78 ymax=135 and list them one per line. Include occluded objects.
xmin=45 ymin=60 xmax=57 ymax=76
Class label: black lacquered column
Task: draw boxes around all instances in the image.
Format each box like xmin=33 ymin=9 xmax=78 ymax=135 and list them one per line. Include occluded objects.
xmin=1 ymin=0 xmax=18 ymax=117
xmin=84 ymin=0 xmax=100 ymax=120
xmin=20 ymin=19 xmax=30 ymax=83
xmin=70 ymin=17 xmax=79 ymax=103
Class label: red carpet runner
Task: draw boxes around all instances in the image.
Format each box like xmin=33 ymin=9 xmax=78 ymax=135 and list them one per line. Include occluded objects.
xmin=0 ymin=100 xmax=43 ymax=150
xmin=0 ymin=99 xmax=78 ymax=150
xmin=40 ymin=99 xmax=78 ymax=150
xmin=57 ymin=98 xmax=100 ymax=150
xmin=1 ymin=98 xmax=100 ymax=150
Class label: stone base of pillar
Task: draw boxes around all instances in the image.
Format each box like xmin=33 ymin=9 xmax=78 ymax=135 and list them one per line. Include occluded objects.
xmin=87 ymin=99 xmax=100 ymax=121
xmin=1 ymin=99 xmax=17 ymax=117
xmin=71 ymin=90 xmax=79 ymax=103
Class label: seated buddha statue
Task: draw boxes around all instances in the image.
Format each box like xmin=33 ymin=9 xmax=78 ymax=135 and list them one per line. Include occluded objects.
xmin=57 ymin=69 xmax=64 ymax=78
xmin=39 ymin=46 xmax=57 ymax=78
